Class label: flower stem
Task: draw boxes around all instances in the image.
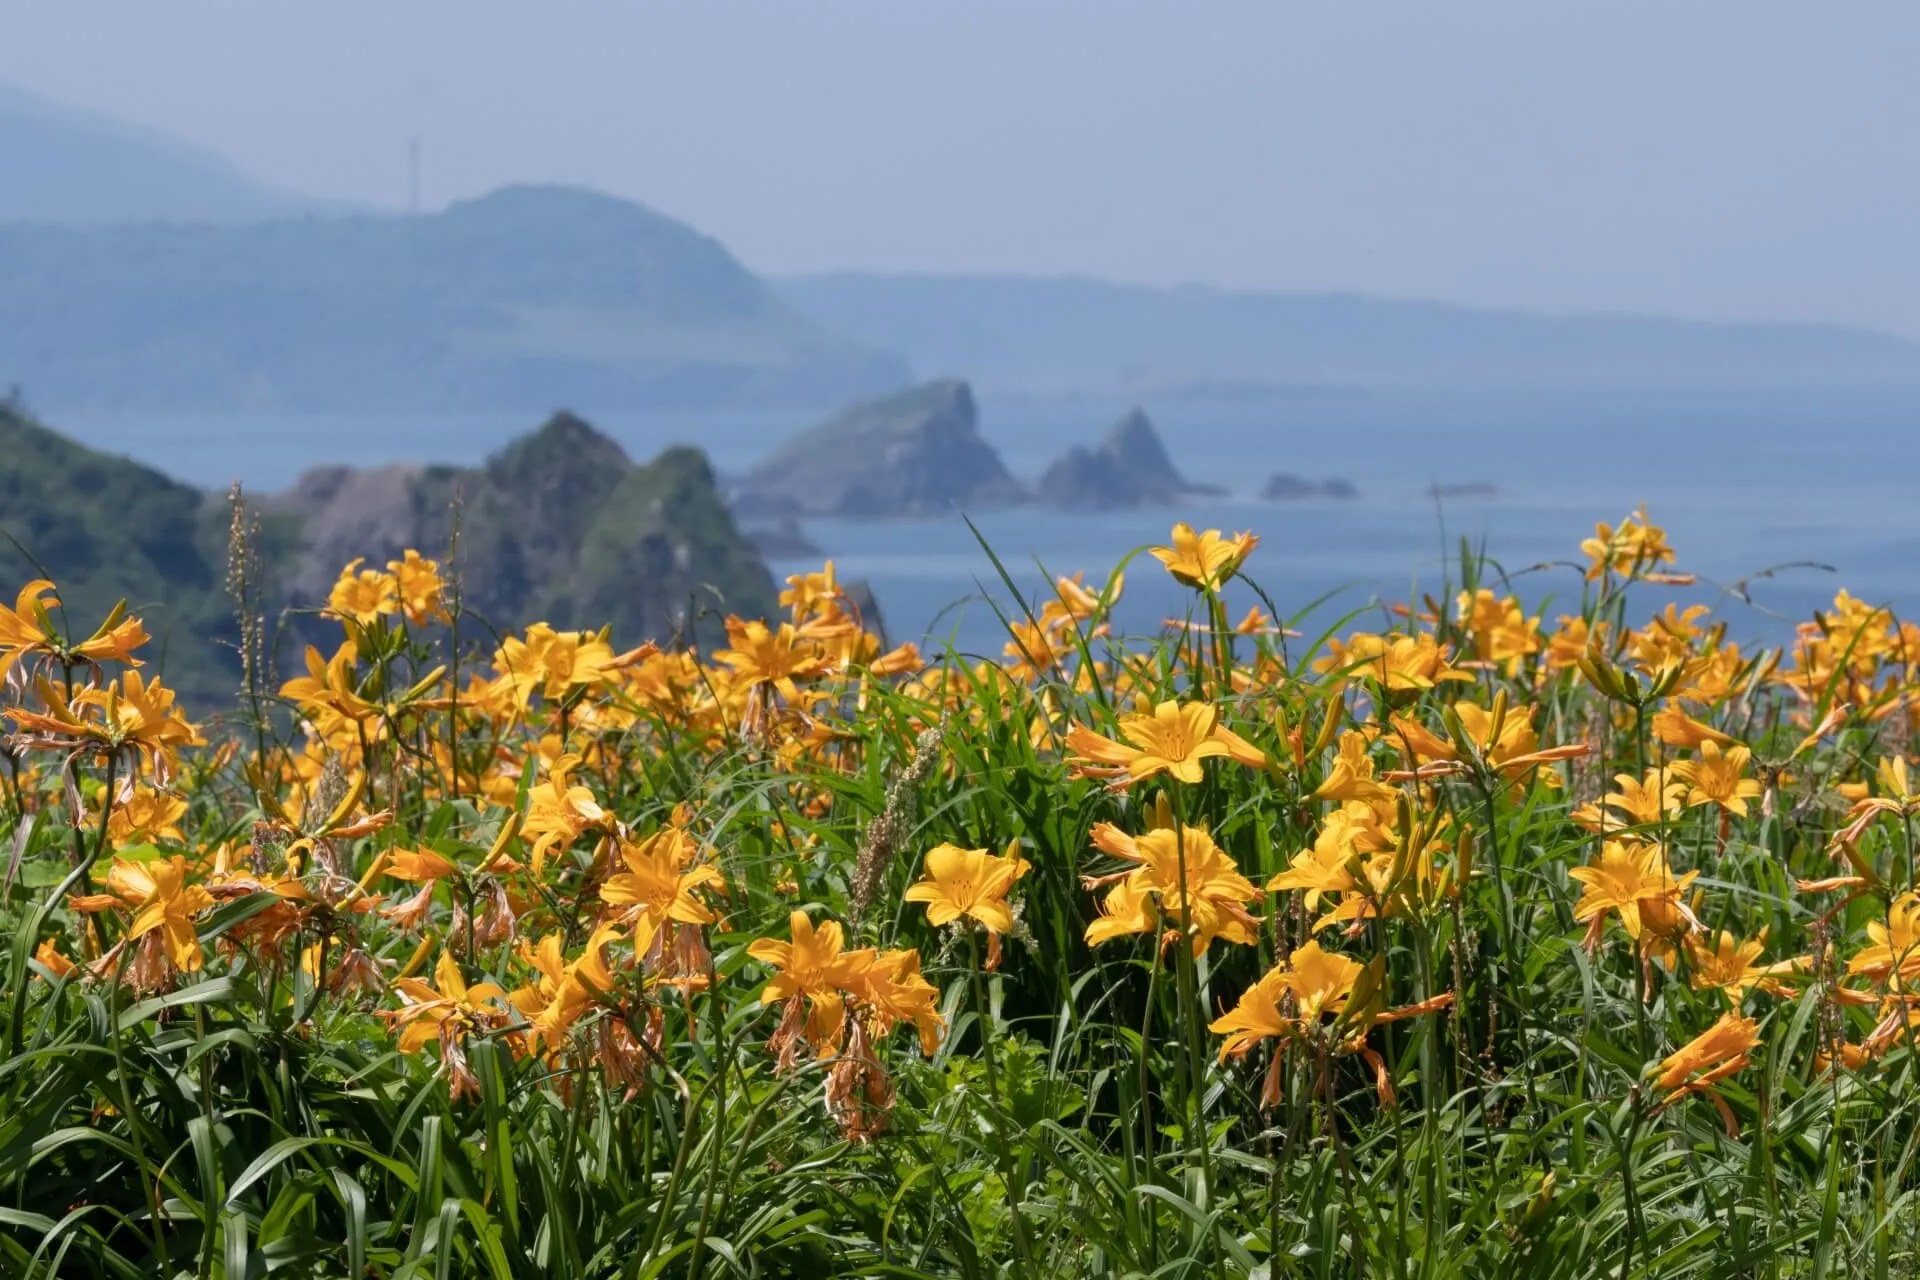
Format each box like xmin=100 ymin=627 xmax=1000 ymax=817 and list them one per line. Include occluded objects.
xmin=966 ymin=927 xmax=1034 ymax=1266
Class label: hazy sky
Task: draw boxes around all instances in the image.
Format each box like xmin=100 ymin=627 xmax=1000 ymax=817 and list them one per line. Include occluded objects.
xmin=7 ymin=4 xmax=1918 ymax=335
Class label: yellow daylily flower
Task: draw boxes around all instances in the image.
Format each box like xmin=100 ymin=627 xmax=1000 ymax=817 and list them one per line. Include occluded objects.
xmin=70 ymin=855 xmax=216 ymax=973
xmin=327 ymin=558 xmax=400 ymax=625
xmin=1567 ymin=838 xmax=1699 ymax=954
xmin=1670 ymin=740 xmax=1763 ymax=816
xmin=599 ymin=828 xmax=725 ymax=953
xmin=1150 ymin=522 xmax=1257 ymax=591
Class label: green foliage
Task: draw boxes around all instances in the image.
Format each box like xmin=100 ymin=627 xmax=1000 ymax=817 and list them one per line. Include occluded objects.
xmin=568 ymin=445 xmax=782 ymax=649
xmin=0 ymin=400 xmax=241 ymax=703
xmin=394 ymin=415 xmax=780 ymax=647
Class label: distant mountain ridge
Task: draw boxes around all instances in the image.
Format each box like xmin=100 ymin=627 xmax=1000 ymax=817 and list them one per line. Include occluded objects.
xmin=0 ymin=81 xmax=336 ymax=226
xmin=777 ymin=272 xmax=1920 ymax=395
xmin=8 ymin=78 xmax=1918 ymax=415
xmin=0 ymin=185 xmax=908 ymax=412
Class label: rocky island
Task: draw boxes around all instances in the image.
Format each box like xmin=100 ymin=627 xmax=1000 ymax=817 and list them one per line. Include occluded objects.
xmin=730 ymin=378 xmax=1027 ymax=518
xmin=1034 ymin=408 xmax=1224 ymax=510
xmin=743 ymin=516 xmax=825 ymax=559
xmin=1426 ymin=482 xmax=1499 ymax=500
xmin=1263 ymin=473 xmax=1361 ymax=501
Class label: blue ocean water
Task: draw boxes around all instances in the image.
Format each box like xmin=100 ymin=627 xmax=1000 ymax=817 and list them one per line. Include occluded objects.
xmin=49 ymin=385 xmax=1920 ymax=658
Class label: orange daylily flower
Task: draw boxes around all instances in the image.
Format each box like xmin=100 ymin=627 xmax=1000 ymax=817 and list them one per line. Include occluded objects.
xmin=853 ymin=948 xmax=946 ymax=1056
xmin=1581 ymin=507 xmax=1689 ymax=583
xmin=599 ymin=828 xmax=725 ymax=954
xmin=1313 ymin=732 xmax=1398 ymax=806
xmin=1083 ymin=879 xmax=1158 ymax=948
xmin=1670 ymin=740 xmax=1763 ymax=816
xmin=70 ymin=855 xmax=217 ymax=974
xmin=1567 ymin=838 xmax=1700 ymax=954
xmin=493 ymin=623 xmax=621 ymax=705
xmin=748 ymin=911 xmax=877 ymax=1066
xmin=1316 ymin=631 xmax=1473 ymax=693
xmin=780 ymin=562 xmax=843 ymax=623
xmin=1211 ymin=940 xmax=1453 ymax=1108
xmin=104 ymin=786 xmax=188 ymax=846
xmin=8 ymin=670 xmax=202 ymax=782
xmin=1686 ymin=929 xmax=1804 ymax=1003
xmin=380 ymin=950 xmax=513 ymax=1100
xmin=713 ymin=618 xmax=831 ymax=702
xmin=1570 ymin=768 xmax=1686 ymax=833
xmin=0 ymin=580 xmax=148 ymax=681
xmin=1084 ymin=821 xmax=1260 ymax=955
xmin=1847 ymin=893 xmax=1920 ymax=986
xmin=1267 ymin=803 xmax=1390 ymax=909
xmin=1064 ymin=699 xmax=1266 ymax=786
xmin=1651 ymin=707 xmax=1736 ymax=750
xmin=1652 ymin=1012 xmax=1759 ymax=1132
xmin=387 ymin=549 xmax=449 ymax=626
xmin=327 ymin=558 xmax=400 ymax=625
xmin=520 ymin=758 xmax=611 ymax=874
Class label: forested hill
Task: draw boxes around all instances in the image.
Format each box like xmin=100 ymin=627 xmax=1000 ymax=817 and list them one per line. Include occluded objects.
xmin=0 ymin=185 xmax=907 ymax=413
xmin=0 ymin=400 xmax=776 ymax=707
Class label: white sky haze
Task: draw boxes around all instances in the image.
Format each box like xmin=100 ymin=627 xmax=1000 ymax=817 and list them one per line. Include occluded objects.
xmin=6 ymin=3 xmax=1917 ymax=334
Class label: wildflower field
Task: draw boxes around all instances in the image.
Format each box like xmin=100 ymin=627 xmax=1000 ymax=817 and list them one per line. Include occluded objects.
xmin=5 ymin=504 xmax=1920 ymax=1279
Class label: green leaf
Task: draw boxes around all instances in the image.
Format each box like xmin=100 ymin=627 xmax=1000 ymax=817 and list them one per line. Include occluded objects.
xmin=116 ymin=977 xmax=236 ymax=1031
xmin=226 ymin=1136 xmax=418 ymax=1210
xmin=196 ymin=892 xmax=284 ymax=945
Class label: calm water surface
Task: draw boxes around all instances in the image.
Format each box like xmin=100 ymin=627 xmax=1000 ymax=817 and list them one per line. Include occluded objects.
xmin=51 ymin=385 xmax=1920 ymax=656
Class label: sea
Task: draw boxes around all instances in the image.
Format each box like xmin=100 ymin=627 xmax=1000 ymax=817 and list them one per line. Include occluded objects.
xmin=48 ymin=384 xmax=1920 ymax=664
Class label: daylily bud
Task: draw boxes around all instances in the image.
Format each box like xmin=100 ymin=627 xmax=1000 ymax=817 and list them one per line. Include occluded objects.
xmin=1518 ymin=1172 xmax=1558 ymax=1232
xmin=1441 ymin=704 xmax=1478 ymax=762
xmin=1311 ymin=699 xmax=1344 ymax=758
xmin=1645 ymin=659 xmax=1686 ymax=700
xmin=87 ymin=599 xmax=129 ymax=644
xmin=1485 ymin=688 xmax=1510 ymax=752
xmin=1577 ymin=643 xmax=1631 ymax=703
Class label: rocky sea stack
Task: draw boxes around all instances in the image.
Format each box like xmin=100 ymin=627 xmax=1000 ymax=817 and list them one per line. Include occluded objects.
xmin=731 ymin=379 xmax=1026 ymax=518
xmin=1035 ymin=408 xmax=1222 ymax=510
